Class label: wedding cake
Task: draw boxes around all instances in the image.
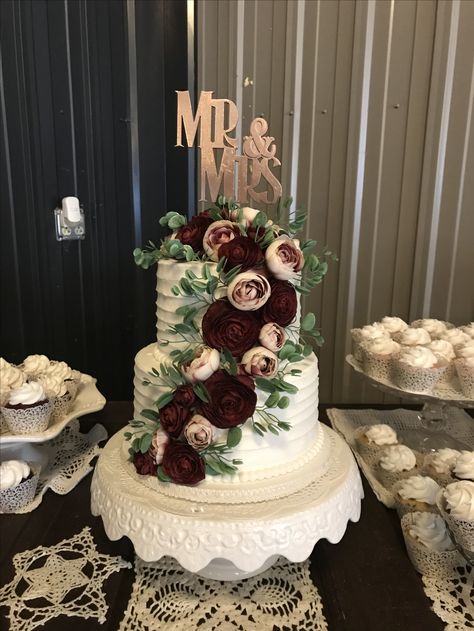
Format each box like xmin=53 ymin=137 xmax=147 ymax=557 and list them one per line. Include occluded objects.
xmin=129 ymin=202 xmax=334 ymax=503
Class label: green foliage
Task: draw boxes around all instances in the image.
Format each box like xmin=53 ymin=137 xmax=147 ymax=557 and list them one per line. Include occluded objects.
xmin=159 ymin=211 xmax=187 ymax=230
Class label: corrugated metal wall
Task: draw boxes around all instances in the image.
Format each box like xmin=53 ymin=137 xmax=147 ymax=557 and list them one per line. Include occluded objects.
xmin=197 ymin=0 xmax=474 ymax=404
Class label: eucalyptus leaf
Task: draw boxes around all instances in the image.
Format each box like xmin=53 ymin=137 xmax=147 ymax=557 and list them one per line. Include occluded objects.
xmin=226 ymin=426 xmax=242 ymax=449
xmin=139 ymin=432 xmax=153 ymax=453
xmin=140 ymin=409 xmax=160 ymax=422
xmin=301 ymin=312 xmax=316 ymax=331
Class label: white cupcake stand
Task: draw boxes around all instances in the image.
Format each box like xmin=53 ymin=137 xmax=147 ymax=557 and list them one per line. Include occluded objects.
xmin=91 ymin=424 xmax=363 ymax=581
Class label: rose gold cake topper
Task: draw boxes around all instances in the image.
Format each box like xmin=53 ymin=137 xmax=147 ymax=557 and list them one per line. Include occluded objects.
xmin=176 ymin=90 xmax=282 ymax=204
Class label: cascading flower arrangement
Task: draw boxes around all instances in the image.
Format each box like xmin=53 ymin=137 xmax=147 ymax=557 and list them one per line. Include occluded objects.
xmin=128 ymin=197 xmax=335 ymax=485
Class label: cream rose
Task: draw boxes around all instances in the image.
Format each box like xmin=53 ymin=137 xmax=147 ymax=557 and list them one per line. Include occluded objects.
xmin=203 ymin=220 xmax=240 ymax=261
xmin=184 ymin=414 xmax=214 ymax=450
xmin=227 ymin=272 xmax=271 ymax=311
xmin=259 ymin=322 xmax=287 ymax=352
xmin=151 ymin=429 xmax=169 ymax=465
xmin=182 ymin=346 xmax=220 ymax=383
xmin=229 ymin=206 xmax=260 ymax=226
xmin=241 ymin=346 xmax=278 ymax=378
xmin=265 ymin=236 xmax=304 ymax=281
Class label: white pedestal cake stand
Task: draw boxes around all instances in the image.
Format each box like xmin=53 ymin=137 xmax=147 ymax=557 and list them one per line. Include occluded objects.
xmin=91 ymin=425 xmax=363 ymax=581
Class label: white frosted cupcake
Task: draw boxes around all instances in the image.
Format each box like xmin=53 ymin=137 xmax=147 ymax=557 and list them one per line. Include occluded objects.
xmin=22 ymin=354 xmax=50 ymax=378
xmin=454 ymin=356 xmax=474 ymax=398
xmin=401 ymin=511 xmax=461 ymax=576
xmin=1 ymin=382 xmax=52 ymax=434
xmin=411 ymin=318 xmax=449 ymax=339
xmin=394 ymin=327 xmax=431 ymax=346
xmin=359 ymin=337 xmax=400 ymax=381
xmin=0 ymin=358 xmax=25 ymax=390
xmin=427 ymin=339 xmax=456 ymax=388
xmin=393 ymin=475 xmax=440 ymax=516
xmin=38 ymin=374 xmax=73 ymax=421
xmin=0 ymin=460 xmax=39 ymax=513
xmin=376 ymin=444 xmax=420 ymax=489
xmin=453 ymin=451 xmax=474 ymax=482
xmin=461 ymin=322 xmax=474 ymax=339
xmin=437 ymin=481 xmax=474 ymax=557
xmin=379 ymin=316 xmax=408 ymax=336
xmin=393 ymin=346 xmax=448 ymax=394
xmin=423 ymin=448 xmax=461 ymax=486
xmin=351 ymin=324 xmax=389 ymax=362
xmin=439 ymin=328 xmax=471 ymax=350
xmin=455 ymin=340 xmax=474 ymax=360
xmin=354 ymin=424 xmax=398 ymax=464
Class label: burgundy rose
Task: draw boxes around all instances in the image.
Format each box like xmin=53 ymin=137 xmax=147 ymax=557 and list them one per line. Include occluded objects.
xmin=162 ymin=440 xmax=205 ymax=485
xmin=160 ymin=400 xmax=190 ymax=438
xmin=176 ymin=215 xmax=213 ymax=252
xmin=133 ymin=451 xmax=157 ymax=476
xmin=202 ymin=299 xmax=261 ymax=359
xmin=173 ymin=384 xmax=196 ymax=407
xmin=200 ymin=370 xmax=257 ymax=429
xmin=261 ymin=280 xmax=297 ymax=327
xmin=218 ymin=235 xmax=264 ymax=272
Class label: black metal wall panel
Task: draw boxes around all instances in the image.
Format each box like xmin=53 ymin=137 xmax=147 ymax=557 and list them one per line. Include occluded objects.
xmin=0 ymin=0 xmax=190 ymax=399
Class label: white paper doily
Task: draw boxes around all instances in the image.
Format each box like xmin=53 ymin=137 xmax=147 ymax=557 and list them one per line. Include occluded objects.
xmin=0 ymin=527 xmax=131 ymax=631
xmin=422 ymin=564 xmax=474 ymax=630
xmin=119 ymin=555 xmax=327 ymax=631
xmin=0 ymin=420 xmax=108 ymax=513
xmin=327 ymin=407 xmax=474 ymax=508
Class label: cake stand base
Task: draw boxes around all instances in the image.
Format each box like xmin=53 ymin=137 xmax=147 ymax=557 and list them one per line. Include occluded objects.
xmin=91 ymin=425 xmax=363 ymax=581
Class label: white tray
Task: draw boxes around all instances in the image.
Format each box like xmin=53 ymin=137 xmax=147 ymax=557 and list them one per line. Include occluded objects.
xmin=0 ymin=376 xmax=106 ymax=444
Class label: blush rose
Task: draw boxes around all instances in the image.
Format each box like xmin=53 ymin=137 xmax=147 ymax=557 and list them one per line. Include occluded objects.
xmin=203 ymin=220 xmax=241 ymax=261
xmin=184 ymin=414 xmax=214 ymax=450
xmin=259 ymin=322 xmax=287 ymax=352
xmin=151 ymin=429 xmax=169 ymax=465
xmin=182 ymin=346 xmax=220 ymax=382
xmin=227 ymin=272 xmax=271 ymax=311
xmin=265 ymin=236 xmax=304 ymax=280
xmin=241 ymin=346 xmax=279 ymax=378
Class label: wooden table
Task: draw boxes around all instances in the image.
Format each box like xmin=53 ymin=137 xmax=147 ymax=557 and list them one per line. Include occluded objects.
xmin=0 ymin=402 xmax=455 ymax=630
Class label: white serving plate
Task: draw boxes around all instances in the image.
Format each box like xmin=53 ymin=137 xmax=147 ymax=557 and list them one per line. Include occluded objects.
xmin=0 ymin=375 xmax=106 ymax=444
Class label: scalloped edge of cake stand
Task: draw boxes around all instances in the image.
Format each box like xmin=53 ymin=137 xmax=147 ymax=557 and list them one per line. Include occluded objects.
xmin=90 ymin=425 xmax=363 ymax=580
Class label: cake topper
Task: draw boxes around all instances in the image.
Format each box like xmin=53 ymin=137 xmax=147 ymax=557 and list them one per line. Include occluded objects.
xmin=176 ymin=91 xmax=282 ymax=205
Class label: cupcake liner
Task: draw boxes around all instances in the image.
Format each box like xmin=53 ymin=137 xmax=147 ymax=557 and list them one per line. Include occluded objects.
xmin=0 ymin=468 xmax=39 ymax=513
xmin=1 ymin=399 xmax=53 ymax=435
xmin=351 ymin=338 xmax=364 ymax=363
xmin=433 ymin=362 xmax=456 ymax=390
xmin=392 ymin=360 xmax=447 ymax=394
xmin=454 ymin=359 xmax=474 ymax=398
xmin=401 ymin=514 xmax=464 ymax=576
xmin=65 ymin=377 xmax=80 ymax=401
xmin=437 ymin=492 xmax=474 ymax=555
xmin=359 ymin=346 xmax=394 ymax=382
xmin=51 ymin=392 xmax=73 ymax=421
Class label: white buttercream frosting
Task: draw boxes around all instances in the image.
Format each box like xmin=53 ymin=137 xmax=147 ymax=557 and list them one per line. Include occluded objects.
xmin=440 ymin=328 xmax=471 ymax=348
xmin=411 ymin=318 xmax=447 ymax=338
xmin=37 ymin=375 xmax=68 ymax=398
xmin=362 ymin=337 xmax=400 ymax=356
xmin=425 ymin=448 xmax=461 ymax=474
xmin=453 ymin=451 xmax=474 ymax=481
xmin=455 ymin=341 xmax=474 ymax=360
xmin=364 ymin=424 xmax=398 ymax=446
xmin=427 ymin=339 xmax=455 ymax=361
xmin=0 ymin=386 xmax=10 ymax=407
xmin=22 ymin=354 xmax=50 ymax=376
xmin=0 ymin=460 xmax=30 ymax=490
xmin=44 ymin=361 xmax=73 ymax=381
xmin=352 ymin=323 xmax=389 ymax=343
xmin=0 ymin=362 xmax=25 ymax=389
xmin=444 ymin=481 xmax=474 ymax=521
xmin=8 ymin=381 xmax=46 ymax=406
xmin=461 ymin=322 xmax=474 ymax=338
xmin=397 ymin=327 xmax=431 ymax=346
xmin=379 ymin=445 xmax=417 ymax=472
xmin=398 ymin=346 xmax=438 ymax=368
xmin=397 ymin=475 xmax=440 ymax=504
xmin=408 ymin=512 xmax=455 ymax=551
xmin=379 ymin=316 xmax=408 ymax=335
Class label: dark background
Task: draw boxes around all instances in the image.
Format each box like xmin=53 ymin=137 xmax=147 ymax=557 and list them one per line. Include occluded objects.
xmin=0 ymin=0 xmax=193 ymax=399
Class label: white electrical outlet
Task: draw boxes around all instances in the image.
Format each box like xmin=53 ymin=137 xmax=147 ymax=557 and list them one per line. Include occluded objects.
xmin=54 ymin=197 xmax=86 ymax=241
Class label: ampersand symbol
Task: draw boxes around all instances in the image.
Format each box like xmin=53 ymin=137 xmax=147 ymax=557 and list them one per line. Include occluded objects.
xmin=243 ymin=118 xmax=277 ymax=159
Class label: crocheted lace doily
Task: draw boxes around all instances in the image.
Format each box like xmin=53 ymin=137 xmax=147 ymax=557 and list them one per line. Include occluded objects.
xmin=0 ymin=527 xmax=131 ymax=631
xmin=119 ymin=555 xmax=327 ymax=631
xmin=422 ymin=564 xmax=474 ymax=630
xmin=327 ymin=407 xmax=474 ymax=508
xmin=0 ymin=419 xmax=107 ymax=513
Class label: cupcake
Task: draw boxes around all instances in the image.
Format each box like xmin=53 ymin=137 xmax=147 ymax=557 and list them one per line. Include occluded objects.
xmin=453 ymin=451 xmax=474 ymax=482
xmin=401 ymin=511 xmax=461 ymax=576
xmin=461 ymin=322 xmax=474 ymax=339
xmin=393 ymin=346 xmax=448 ymax=394
xmin=411 ymin=318 xmax=449 ymax=339
xmin=439 ymin=328 xmax=471 ymax=350
xmin=351 ymin=324 xmax=389 ymax=362
xmin=359 ymin=337 xmax=400 ymax=381
xmin=394 ymin=327 xmax=431 ymax=346
xmin=0 ymin=358 xmax=25 ymax=390
xmin=392 ymin=475 xmax=440 ymax=516
xmin=454 ymin=356 xmax=474 ymax=398
xmin=379 ymin=316 xmax=408 ymax=337
xmin=437 ymin=481 xmax=474 ymax=558
xmin=423 ymin=448 xmax=461 ymax=486
xmin=22 ymin=354 xmax=50 ymax=378
xmin=354 ymin=424 xmax=398 ymax=464
xmin=37 ymin=374 xmax=73 ymax=421
xmin=1 ymin=381 xmax=53 ymax=434
xmin=376 ymin=444 xmax=420 ymax=489
xmin=427 ymin=340 xmax=456 ymax=389
xmin=0 ymin=460 xmax=39 ymax=513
